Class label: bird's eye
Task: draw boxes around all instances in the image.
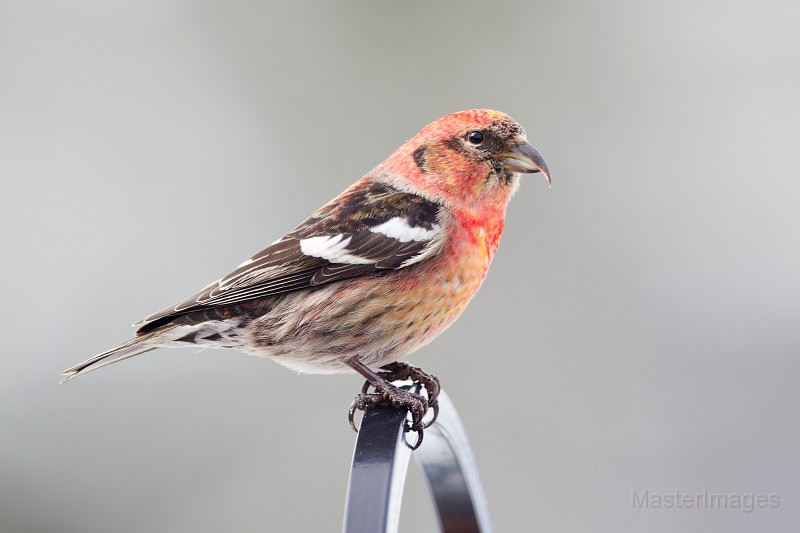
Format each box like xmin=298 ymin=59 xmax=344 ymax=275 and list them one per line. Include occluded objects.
xmin=467 ymin=131 xmax=484 ymax=145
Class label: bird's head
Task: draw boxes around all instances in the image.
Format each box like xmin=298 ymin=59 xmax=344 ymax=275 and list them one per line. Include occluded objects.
xmin=381 ymin=109 xmax=550 ymax=211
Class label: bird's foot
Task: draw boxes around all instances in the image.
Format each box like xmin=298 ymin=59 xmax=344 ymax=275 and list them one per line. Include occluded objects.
xmin=348 ymin=382 xmax=428 ymax=450
xmin=345 ymin=359 xmax=441 ymax=450
xmin=376 ymin=362 xmax=440 ymax=426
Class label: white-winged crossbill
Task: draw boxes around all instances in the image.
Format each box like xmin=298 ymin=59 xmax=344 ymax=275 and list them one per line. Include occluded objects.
xmin=61 ymin=109 xmax=550 ymax=431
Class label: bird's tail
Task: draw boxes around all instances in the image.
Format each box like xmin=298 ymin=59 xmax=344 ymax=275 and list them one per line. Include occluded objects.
xmin=60 ymin=330 xmax=171 ymax=383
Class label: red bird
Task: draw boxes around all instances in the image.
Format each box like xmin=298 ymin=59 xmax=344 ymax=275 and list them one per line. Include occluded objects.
xmin=61 ymin=110 xmax=550 ymax=434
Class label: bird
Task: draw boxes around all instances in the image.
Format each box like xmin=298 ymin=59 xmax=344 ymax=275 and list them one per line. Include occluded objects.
xmin=61 ymin=109 xmax=550 ymax=436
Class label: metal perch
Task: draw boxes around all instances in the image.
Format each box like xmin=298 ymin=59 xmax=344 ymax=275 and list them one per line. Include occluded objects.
xmin=343 ymin=389 xmax=492 ymax=533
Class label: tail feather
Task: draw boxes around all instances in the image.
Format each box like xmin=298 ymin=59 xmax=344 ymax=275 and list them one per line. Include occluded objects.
xmin=60 ymin=331 xmax=169 ymax=383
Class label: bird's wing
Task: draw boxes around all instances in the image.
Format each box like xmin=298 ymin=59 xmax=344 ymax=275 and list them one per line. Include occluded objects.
xmin=135 ymin=181 xmax=444 ymax=332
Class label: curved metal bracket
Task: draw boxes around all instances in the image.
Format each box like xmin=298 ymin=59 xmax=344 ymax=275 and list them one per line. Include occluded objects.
xmin=342 ymin=389 xmax=492 ymax=533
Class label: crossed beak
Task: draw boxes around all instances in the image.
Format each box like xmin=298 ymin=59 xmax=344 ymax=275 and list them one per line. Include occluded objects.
xmin=499 ymin=141 xmax=551 ymax=185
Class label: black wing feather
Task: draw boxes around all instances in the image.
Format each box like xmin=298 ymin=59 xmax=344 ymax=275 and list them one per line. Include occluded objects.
xmin=136 ymin=182 xmax=442 ymax=333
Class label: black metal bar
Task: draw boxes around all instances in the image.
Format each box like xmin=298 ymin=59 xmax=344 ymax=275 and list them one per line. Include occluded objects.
xmin=342 ymin=389 xmax=492 ymax=533
xmin=342 ymin=395 xmax=412 ymax=533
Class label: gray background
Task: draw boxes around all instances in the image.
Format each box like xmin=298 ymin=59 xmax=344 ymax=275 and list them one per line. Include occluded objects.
xmin=2 ymin=1 xmax=799 ymax=531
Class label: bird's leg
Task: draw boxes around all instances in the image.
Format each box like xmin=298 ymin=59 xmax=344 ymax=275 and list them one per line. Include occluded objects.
xmin=345 ymin=359 xmax=429 ymax=437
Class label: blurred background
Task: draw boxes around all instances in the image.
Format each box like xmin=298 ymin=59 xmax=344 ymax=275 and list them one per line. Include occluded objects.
xmin=2 ymin=1 xmax=798 ymax=531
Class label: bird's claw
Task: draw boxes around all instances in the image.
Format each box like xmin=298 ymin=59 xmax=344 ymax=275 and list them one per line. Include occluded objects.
xmin=348 ymin=382 xmax=429 ymax=443
xmin=423 ymin=401 xmax=440 ymax=429
xmin=403 ymin=422 xmax=424 ymax=451
xmin=357 ymin=379 xmax=437 ymax=426
xmin=377 ymin=361 xmax=441 ymax=413
xmin=348 ymin=361 xmax=440 ymax=450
